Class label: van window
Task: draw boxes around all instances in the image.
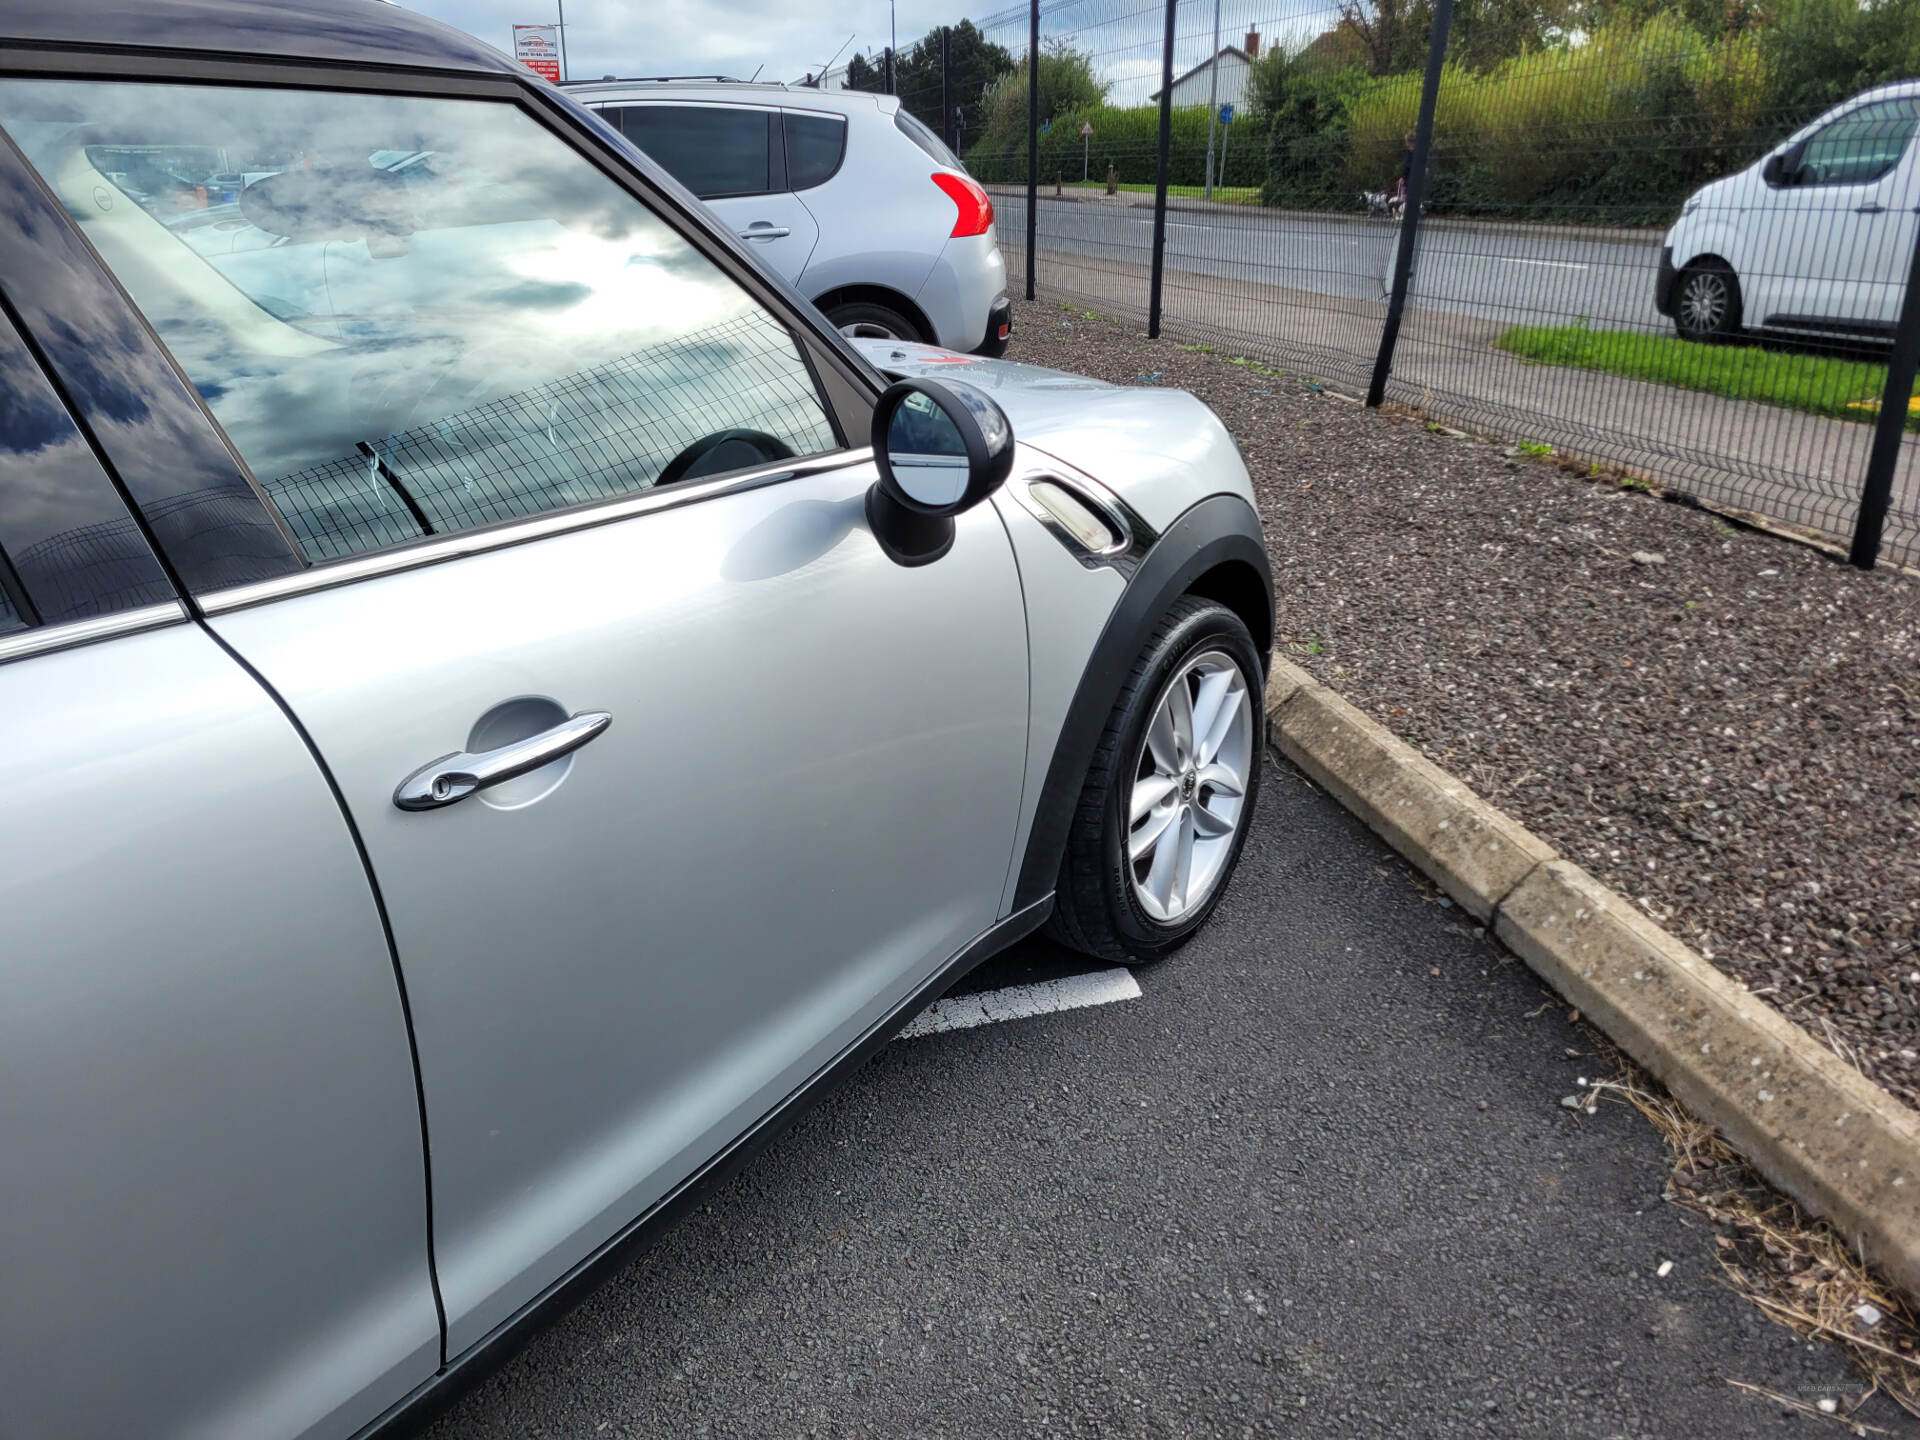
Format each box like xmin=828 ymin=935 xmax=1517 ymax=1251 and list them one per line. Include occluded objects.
xmin=1796 ymin=99 xmax=1920 ymax=187
xmin=612 ymin=105 xmax=772 ymax=199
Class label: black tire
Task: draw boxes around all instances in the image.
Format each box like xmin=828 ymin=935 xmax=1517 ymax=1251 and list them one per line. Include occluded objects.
xmin=823 ymin=300 xmax=925 ymax=344
xmin=1047 ymin=596 xmax=1264 ymax=966
xmin=1673 ymin=260 xmax=1742 ymax=341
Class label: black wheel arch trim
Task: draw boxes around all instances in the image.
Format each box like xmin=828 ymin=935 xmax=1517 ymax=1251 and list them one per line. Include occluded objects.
xmin=1012 ymin=491 xmax=1273 ymax=912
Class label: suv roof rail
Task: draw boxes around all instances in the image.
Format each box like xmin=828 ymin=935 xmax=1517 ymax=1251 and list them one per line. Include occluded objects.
xmin=563 ymin=75 xmax=749 ymax=86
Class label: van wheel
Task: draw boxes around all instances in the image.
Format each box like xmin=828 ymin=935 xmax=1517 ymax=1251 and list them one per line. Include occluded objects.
xmin=1674 ymin=261 xmax=1741 ymax=341
xmin=826 ymin=301 xmax=924 ymax=344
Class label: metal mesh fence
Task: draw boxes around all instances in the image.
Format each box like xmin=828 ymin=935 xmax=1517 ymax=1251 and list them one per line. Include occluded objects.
xmin=875 ymin=0 xmax=1920 ymax=568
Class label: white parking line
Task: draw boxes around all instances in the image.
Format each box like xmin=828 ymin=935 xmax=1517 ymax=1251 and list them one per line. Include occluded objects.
xmin=1489 ymin=256 xmax=1589 ymax=271
xmin=898 ymin=967 xmax=1142 ymax=1038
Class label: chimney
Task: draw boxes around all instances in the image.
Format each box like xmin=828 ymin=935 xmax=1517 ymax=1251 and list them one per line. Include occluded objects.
xmin=1244 ymin=28 xmax=1260 ymax=57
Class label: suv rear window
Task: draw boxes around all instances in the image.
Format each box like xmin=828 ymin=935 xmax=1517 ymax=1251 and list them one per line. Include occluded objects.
xmin=892 ymin=110 xmax=966 ymax=173
xmin=612 ymin=105 xmax=771 ymax=199
xmin=784 ymin=112 xmax=846 ymax=191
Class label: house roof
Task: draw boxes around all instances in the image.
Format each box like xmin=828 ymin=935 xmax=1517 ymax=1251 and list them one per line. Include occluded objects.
xmin=1148 ymin=46 xmax=1252 ymax=102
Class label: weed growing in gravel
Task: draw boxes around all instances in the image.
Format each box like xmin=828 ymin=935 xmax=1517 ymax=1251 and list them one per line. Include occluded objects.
xmin=1519 ymin=440 xmax=1555 ymax=457
xmin=1226 ymin=355 xmax=1289 ymax=380
xmin=1579 ymin=1044 xmax=1920 ymax=1427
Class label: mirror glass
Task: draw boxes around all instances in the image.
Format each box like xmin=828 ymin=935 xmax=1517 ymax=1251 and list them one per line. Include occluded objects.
xmin=886 ymin=390 xmax=970 ymax=508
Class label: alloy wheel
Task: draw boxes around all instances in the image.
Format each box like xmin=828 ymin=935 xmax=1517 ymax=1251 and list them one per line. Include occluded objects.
xmin=1127 ymin=649 xmax=1254 ymax=923
xmin=1679 ymin=270 xmax=1730 ymax=335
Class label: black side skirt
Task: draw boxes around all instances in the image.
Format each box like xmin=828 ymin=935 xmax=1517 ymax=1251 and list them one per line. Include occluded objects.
xmin=356 ymin=893 xmax=1054 ymax=1440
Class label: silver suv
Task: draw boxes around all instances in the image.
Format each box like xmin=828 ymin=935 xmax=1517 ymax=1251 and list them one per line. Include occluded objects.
xmin=566 ymin=78 xmax=1013 ymax=354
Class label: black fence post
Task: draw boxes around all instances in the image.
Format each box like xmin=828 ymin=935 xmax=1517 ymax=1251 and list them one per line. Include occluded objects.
xmin=1365 ymin=0 xmax=1454 ymax=408
xmin=884 ymin=46 xmax=895 ymax=96
xmin=1849 ymin=229 xmax=1920 ymax=568
xmin=940 ymin=26 xmax=953 ymax=151
xmin=1025 ymin=0 xmax=1038 ymax=303
xmin=1147 ymin=0 xmax=1176 ymax=339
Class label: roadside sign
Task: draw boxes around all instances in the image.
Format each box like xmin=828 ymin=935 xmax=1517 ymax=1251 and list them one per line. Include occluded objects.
xmin=512 ymin=25 xmax=562 ymax=83
xmin=1079 ymin=121 xmax=1094 ymax=137
xmin=1219 ymin=103 xmax=1235 ymax=125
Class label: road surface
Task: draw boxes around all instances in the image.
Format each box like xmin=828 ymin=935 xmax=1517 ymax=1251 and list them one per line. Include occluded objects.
xmin=428 ymin=761 xmax=1915 ymax=1438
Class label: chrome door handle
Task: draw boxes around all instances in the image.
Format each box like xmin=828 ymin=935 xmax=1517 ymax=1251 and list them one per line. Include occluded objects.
xmin=737 ymin=225 xmax=790 ymax=241
xmin=394 ymin=711 xmax=611 ymax=812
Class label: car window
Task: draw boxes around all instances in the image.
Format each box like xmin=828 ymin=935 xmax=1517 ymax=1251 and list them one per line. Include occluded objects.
xmin=611 ymin=104 xmax=772 ymax=199
xmin=0 ymin=82 xmax=839 ymax=565
xmin=0 ymin=305 xmax=175 ymax=627
xmin=785 ymin=112 xmax=847 ymax=190
xmin=892 ymin=110 xmax=965 ymax=173
xmin=1797 ymin=98 xmax=1920 ymax=187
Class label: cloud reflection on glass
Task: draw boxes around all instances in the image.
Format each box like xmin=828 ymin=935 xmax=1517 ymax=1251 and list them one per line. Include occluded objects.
xmin=0 ymin=80 xmax=838 ymax=562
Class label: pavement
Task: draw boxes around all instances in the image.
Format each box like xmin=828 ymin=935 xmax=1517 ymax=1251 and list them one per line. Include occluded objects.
xmin=426 ymin=759 xmax=1917 ymax=1439
xmin=992 ymin=196 xmax=1920 ymax=565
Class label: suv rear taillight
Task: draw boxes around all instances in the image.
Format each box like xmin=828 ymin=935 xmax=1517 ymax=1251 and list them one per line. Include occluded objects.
xmin=930 ymin=172 xmax=994 ymax=238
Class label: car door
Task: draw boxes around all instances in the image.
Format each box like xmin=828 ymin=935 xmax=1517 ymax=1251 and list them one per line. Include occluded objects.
xmin=603 ymin=100 xmax=822 ymax=284
xmin=2 ymin=74 xmax=1030 ymax=1360
xmin=1753 ymin=97 xmax=1920 ymax=330
xmin=0 ymin=300 xmax=437 ymax=1437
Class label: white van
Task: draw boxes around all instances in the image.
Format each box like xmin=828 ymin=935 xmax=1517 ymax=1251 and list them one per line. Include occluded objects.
xmin=1658 ymin=81 xmax=1919 ymax=342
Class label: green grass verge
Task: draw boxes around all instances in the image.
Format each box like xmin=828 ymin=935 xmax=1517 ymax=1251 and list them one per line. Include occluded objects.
xmin=1495 ymin=324 xmax=1920 ymax=432
xmin=1056 ymin=180 xmax=1264 ymax=205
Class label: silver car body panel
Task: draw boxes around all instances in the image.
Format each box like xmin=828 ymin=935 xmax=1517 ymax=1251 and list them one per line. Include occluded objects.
xmin=208 ymin=454 xmax=1030 ymax=1354
xmin=987 ymin=479 xmax=1127 ymax=913
xmin=853 ymin=341 xmax=1259 ymax=530
xmin=0 ymin=621 xmax=438 ymax=1440
xmin=567 ymin=83 xmax=1005 ymax=350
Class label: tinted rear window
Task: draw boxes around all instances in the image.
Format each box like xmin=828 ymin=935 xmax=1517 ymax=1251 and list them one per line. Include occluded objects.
xmin=785 ymin=112 xmax=847 ymax=191
xmin=612 ymin=105 xmax=771 ymax=198
xmin=893 ymin=110 xmax=965 ymax=173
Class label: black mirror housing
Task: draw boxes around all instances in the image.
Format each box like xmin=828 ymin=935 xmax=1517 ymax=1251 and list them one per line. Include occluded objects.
xmin=866 ymin=377 xmax=1015 ymax=566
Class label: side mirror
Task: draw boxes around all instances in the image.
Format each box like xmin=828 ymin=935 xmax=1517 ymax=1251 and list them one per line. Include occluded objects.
xmin=1764 ymin=144 xmax=1803 ymax=188
xmin=865 ymin=378 xmax=1014 ymax=566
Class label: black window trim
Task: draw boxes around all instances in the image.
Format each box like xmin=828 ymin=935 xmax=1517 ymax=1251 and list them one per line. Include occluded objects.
xmin=0 ymin=45 xmax=887 ymax=607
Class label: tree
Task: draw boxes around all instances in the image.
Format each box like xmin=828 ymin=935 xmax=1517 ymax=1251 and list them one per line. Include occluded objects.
xmin=975 ymin=40 xmax=1108 ymax=148
xmin=1333 ymin=0 xmax=1578 ymax=75
xmin=842 ymin=51 xmax=882 ymax=93
xmin=891 ymin=21 xmax=1018 ymax=144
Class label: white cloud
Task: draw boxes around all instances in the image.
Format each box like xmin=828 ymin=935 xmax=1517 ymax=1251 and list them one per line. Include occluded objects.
xmin=399 ymin=0 xmax=1007 ymax=86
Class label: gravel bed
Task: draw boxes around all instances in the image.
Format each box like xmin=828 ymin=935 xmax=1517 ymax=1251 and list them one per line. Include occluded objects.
xmin=1006 ymin=298 xmax=1920 ymax=1107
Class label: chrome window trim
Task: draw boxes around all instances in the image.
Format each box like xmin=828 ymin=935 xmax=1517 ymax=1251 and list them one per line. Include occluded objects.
xmin=200 ymin=448 xmax=874 ymax=615
xmin=0 ymin=601 xmax=185 ymax=666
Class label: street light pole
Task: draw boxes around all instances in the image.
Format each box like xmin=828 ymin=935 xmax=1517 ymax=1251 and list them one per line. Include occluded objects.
xmin=1203 ymin=0 xmax=1222 ymax=199
xmin=555 ymin=0 xmax=569 ymax=83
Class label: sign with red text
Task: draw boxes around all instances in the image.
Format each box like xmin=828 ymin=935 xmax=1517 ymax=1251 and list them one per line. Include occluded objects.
xmin=512 ymin=25 xmax=561 ymax=83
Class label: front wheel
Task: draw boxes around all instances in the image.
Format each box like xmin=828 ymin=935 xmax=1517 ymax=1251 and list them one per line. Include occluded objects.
xmin=1673 ymin=260 xmax=1741 ymax=341
xmin=1048 ymin=597 xmax=1264 ymax=966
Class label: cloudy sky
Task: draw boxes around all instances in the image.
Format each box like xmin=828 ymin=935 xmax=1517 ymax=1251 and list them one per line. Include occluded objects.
xmin=396 ymin=0 xmax=1305 ymax=105
xmin=399 ymin=0 xmax=1012 ymax=86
